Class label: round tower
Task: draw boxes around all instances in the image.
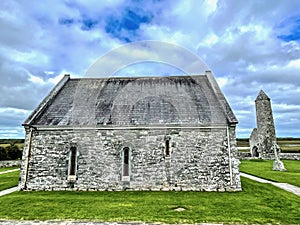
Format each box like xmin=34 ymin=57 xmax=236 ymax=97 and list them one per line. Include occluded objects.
xmin=255 ymin=90 xmax=277 ymax=159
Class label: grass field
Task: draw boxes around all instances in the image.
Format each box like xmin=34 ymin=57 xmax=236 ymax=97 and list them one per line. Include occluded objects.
xmin=0 ymin=166 xmax=19 ymax=172
xmin=0 ymin=143 xmax=24 ymax=149
xmin=277 ymin=139 xmax=300 ymax=152
xmin=240 ymin=159 xmax=300 ymax=187
xmin=0 ymin=177 xmax=299 ymax=224
xmin=237 ymin=138 xmax=300 ymax=153
xmin=0 ymin=170 xmax=20 ymax=191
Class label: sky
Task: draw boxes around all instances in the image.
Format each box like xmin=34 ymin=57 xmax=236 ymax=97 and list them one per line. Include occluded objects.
xmin=0 ymin=0 xmax=300 ymax=138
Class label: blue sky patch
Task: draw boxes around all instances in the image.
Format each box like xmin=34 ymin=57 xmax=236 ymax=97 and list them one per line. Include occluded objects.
xmin=105 ymin=8 xmax=153 ymax=42
xmin=277 ymin=15 xmax=300 ymax=42
xmin=81 ymin=18 xmax=99 ymax=31
xmin=59 ymin=16 xmax=99 ymax=31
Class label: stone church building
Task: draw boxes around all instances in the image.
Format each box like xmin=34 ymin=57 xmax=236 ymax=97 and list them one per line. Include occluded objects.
xmin=19 ymin=71 xmax=241 ymax=191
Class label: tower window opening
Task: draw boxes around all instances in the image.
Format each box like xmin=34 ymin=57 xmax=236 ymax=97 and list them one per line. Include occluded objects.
xmin=165 ymin=139 xmax=170 ymax=156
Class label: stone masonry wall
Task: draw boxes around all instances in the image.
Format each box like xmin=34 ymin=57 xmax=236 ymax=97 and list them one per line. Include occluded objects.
xmin=0 ymin=160 xmax=21 ymax=168
xmin=279 ymin=153 xmax=300 ymax=160
xmin=20 ymin=127 xmax=241 ymax=192
xmin=237 ymin=152 xmax=300 ymax=160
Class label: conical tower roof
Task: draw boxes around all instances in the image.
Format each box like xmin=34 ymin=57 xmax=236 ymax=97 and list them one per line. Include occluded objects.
xmin=255 ymin=90 xmax=270 ymax=102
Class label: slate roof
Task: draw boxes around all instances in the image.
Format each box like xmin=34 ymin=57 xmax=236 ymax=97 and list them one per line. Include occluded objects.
xmin=24 ymin=72 xmax=238 ymax=127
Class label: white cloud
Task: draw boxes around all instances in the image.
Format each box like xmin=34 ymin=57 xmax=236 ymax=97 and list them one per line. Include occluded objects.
xmin=29 ymin=75 xmax=46 ymax=85
xmin=287 ymin=58 xmax=300 ymax=68
xmin=216 ymin=77 xmax=228 ymax=88
xmin=48 ymin=74 xmax=66 ymax=84
xmin=0 ymin=107 xmax=29 ymax=114
xmin=201 ymin=34 xmax=219 ymax=47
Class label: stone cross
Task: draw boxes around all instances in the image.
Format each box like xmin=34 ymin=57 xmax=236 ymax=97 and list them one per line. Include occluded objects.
xmin=272 ymin=142 xmax=286 ymax=171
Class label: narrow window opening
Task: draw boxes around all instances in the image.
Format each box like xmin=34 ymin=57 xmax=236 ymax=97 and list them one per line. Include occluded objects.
xmin=123 ymin=147 xmax=129 ymax=177
xmin=165 ymin=139 xmax=170 ymax=156
xmin=69 ymin=146 xmax=77 ymax=180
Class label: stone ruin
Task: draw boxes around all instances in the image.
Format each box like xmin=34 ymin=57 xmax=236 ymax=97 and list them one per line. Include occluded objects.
xmin=250 ymin=90 xmax=286 ymax=171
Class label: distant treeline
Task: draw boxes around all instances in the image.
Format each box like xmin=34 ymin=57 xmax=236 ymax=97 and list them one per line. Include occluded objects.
xmin=277 ymin=137 xmax=300 ymax=141
xmin=0 ymin=139 xmax=24 ymax=144
xmin=0 ymin=139 xmax=24 ymax=160
xmin=0 ymin=144 xmax=22 ymax=160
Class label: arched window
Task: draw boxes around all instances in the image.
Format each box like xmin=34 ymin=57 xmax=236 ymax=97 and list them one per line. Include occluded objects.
xmin=122 ymin=147 xmax=130 ymax=181
xmin=252 ymin=146 xmax=259 ymax=157
xmin=68 ymin=146 xmax=77 ymax=180
xmin=123 ymin=147 xmax=129 ymax=176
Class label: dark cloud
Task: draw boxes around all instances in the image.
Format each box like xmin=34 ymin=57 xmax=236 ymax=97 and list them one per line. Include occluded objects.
xmin=0 ymin=108 xmax=28 ymax=127
xmin=0 ymin=60 xmax=53 ymax=110
xmin=58 ymin=17 xmax=76 ymax=26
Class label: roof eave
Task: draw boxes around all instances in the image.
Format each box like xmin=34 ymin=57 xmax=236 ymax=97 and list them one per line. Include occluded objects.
xmin=205 ymin=70 xmax=238 ymax=125
xmin=22 ymin=74 xmax=71 ymax=126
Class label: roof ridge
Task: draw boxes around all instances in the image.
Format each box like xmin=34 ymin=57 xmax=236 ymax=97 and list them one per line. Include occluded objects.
xmin=70 ymin=74 xmax=206 ymax=80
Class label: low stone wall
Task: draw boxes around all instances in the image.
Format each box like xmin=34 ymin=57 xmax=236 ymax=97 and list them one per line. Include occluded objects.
xmin=237 ymin=152 xmax=251 ymax=160
xmin=238 ymin=152 xmax=300 ymax=160
xmin=0 ymin=160 xmax=21 ymax=168
xmin=279 ymin=153 xmax=300 ymax=160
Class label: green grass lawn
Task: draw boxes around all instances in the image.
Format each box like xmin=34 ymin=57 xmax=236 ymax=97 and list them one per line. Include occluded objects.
xmin=0 ymin=177 xmax=299 ymax=224
xmin=240 ymin=159 xmax=300 ymax=187
xmin=0 ymin=170 xmax=20 ymax=191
